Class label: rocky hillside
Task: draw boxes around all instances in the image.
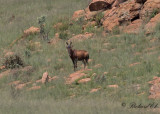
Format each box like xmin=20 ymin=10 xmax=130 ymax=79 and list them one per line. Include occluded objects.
xmin=72 ymin=0 xmax=160 ymax=34
xmin=0 ymin=0 xmax=160 ymax=113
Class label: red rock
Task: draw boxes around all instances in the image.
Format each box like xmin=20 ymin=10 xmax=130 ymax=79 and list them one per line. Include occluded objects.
xmin=78 ymin=78 xmax=91 ymax=83
xmin=72 ymin=10 xmax=85 ymax=21
xmin=90 ymin=88 xmax=100 ymax=93
xmin=122 ymin=19 xmax=143 ymax=33
xmin=140 ymin=0 xmax=160 ymax=20
xmin=89 ymin=0 xmax=111 ymax=11
xmin=112 ymin=0 xmax=128 ymax=7
xmin=108 ymin=84 xmax=119 ymax=88
xmin=145 ymin=13 xmax=160 ymax=33
xmin=42 ymin=72 xmax=49 ymax=84
xmin=36 ymin=79 xmax=42 ymax=83
xmin=24 ymin=26 xmax=40 ymax=36
xmin=102 ymin=1 xmax=142 ymax=31
xmin=15 ymin=82 xmax=31 ymax=89
xmin=8 ymin=80 xmax=20 ymax=85
xmin=148 ymin=77 xmax=160 ymax=99
xmin=66 ymin=69 xmax=92 ymax=84
xmin=49 ymin=76 xmax=58 ymax=82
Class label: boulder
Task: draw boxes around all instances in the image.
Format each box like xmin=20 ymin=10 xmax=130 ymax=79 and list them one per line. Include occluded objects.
xmin=145 ymin=13 xmax=160 ymax=33
xmin=89 ymin=0 xmax=111 ymax=11
xmin=122 ymin=19 xmax=143 ymax=33
xmin=134 ymin=0 xmax=147 ymax=4
xmin=84 ymin=0 xmax=114 ymax=20
xmin=140 ymin=0 xmax=160 ymax=20
xmin=102 ymin=1 xmax=142 ymax=31
xmin=42 ymin=72 xmax=49 ymax=84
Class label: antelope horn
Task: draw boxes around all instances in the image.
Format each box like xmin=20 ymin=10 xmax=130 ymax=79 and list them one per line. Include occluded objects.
xmin=70 ymin=41 xmax=72 ymax=45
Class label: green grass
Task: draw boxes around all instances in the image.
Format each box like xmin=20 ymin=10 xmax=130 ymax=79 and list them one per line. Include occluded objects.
xmin=1 ymin=0 xmax=160 ymax=113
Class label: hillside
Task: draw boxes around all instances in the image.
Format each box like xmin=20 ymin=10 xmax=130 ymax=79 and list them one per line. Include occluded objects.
xmin=0 ymin=0 xmax=160 ymax=114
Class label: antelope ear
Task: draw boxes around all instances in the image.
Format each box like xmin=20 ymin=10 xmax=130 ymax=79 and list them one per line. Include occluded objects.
xmin=66 ymin=42 xmax=68 ymax=45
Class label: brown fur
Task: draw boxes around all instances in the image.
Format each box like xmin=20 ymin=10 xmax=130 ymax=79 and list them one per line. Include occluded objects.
xmin=66 ymin=42 xmax=89 ymax=71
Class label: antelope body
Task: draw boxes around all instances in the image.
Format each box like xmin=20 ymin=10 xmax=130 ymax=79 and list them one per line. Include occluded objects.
xmin=66 ymin=42 xmax=89 ymax=71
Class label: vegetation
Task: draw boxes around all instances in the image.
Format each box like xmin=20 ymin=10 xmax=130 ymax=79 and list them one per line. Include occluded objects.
xmin=0 ymin=0 xmax=160 ymax=114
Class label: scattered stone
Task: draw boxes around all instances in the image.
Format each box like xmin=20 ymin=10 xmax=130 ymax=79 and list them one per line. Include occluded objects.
xmin=148 ymin=76 xmax=160 ymax=99
xmin=90 ymin=88 xmax=100 ymax=93
xmin=108 ymin=84 xmax=119 ymax=88
xmin=66 ymin=69 xmax=92 ymax=84
xmin=36 ymin=79 xmax=42 ymax=83
xmin=42 ymin=72 xmax=49 ymax=84
xmin=102 ymin=1 xmax=142 ymax=31
xmin=78 ymin=78 xmax=91 ymax=84
xmin=24 ymin=26 xmax=40 ymax=36
xmin=15 ymin=82 xmax=31 ymax=90
xmin=49 ymin=76 xmax=58 ymax=82
xmin=0 ymin=66 xmax=33 ymax=79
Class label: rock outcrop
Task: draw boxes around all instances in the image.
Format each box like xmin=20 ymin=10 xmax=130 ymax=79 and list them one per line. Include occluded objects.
xmin=102 ymin=1 xmax=142 ymax=31
xmin=140 ymin=0 xmax=160 ymax=20
xmin=145 ymin=13 xmax=160 ymax=33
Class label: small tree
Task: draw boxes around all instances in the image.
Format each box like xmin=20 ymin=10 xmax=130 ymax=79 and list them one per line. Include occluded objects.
xmin=37 ymin=16 xmax=49 ymax=40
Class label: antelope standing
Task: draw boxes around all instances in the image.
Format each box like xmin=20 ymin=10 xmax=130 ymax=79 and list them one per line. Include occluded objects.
xmin=66 ymin=42 xmax=89 ymax=71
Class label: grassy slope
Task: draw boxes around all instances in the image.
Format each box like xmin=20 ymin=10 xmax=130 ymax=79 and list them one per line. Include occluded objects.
xmin=0 ymin=0 xmax=160 ymax=113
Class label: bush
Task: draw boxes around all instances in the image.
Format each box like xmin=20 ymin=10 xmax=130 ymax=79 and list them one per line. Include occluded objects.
xmin=3 ymin=54 xmax=24 ymax=69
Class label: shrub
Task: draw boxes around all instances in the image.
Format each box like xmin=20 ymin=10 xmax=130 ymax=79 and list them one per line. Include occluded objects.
xmin=3 ymin=55 xmax=24 ymax=69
